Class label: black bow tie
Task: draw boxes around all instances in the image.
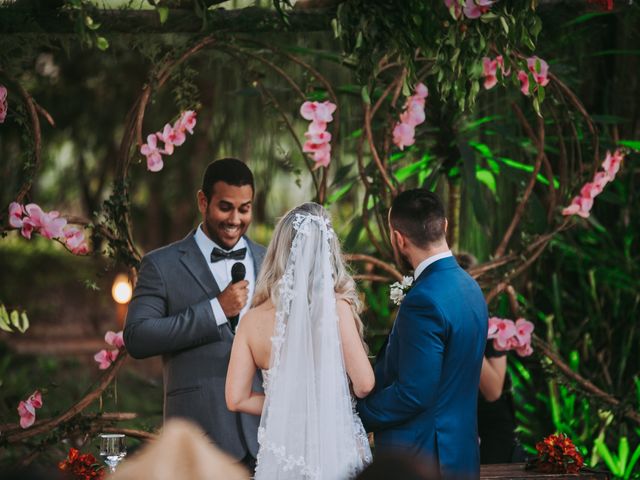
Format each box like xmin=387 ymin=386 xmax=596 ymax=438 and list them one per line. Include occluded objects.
xmin=211 ymin=247 xmax=247 ymax=263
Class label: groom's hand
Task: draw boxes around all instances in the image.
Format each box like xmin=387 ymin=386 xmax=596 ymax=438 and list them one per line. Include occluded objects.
xmin=218 ymin=280 xmax=249 ymax=317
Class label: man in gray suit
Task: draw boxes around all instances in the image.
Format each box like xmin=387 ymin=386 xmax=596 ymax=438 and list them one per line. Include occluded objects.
xmin=124 ymin=158 xmax=265 ymax=470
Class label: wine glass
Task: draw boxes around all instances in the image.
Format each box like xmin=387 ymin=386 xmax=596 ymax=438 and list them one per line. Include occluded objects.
xmin=99 ymin=433 xmax=127 ymax=473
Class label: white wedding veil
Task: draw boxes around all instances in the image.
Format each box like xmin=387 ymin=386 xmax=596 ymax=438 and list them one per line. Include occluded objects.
xmin=254 ymin=204 xmax=371 ymax=480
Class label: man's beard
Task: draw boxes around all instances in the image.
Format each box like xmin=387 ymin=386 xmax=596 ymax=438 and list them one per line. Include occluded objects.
xmin=391 ymin=240 xmax=413 ymax=274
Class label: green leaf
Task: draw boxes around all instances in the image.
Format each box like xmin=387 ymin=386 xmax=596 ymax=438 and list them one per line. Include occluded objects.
xmin=157 ymin=6 xmax=169 ymax=25
xmin=624 ymin=441 xmax=640 ymax=479
xmin=475 ymin=168 xmax=496 ymax=195
xmin=96 ymin=36 xmax=109 ymax=51
xmin=595 ymin=436 xmax=622 ymax=476
xmin=619 ymin=140 xmax=640 ymax=151
xmin=619 ymin=437 xmax=629 ymax=476
xmin=361 ymin=85 xmax=371 ymax=105
xmin=499 ymin=16 xmax=509 ymax=34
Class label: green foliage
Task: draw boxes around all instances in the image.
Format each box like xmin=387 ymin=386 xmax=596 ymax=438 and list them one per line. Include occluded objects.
xmin=0 ymin=304 xmax=29 ymax=334
xmin=334 ymin=0 xmax=542 ymax=111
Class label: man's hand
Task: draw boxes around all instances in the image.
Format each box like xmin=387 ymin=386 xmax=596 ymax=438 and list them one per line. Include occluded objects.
xmin=218 ymin=280 xmax=249 ymax=318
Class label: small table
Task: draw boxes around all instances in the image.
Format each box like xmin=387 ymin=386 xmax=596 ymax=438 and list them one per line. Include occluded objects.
xmin=480 ymin=463 xmax=610 ymax=479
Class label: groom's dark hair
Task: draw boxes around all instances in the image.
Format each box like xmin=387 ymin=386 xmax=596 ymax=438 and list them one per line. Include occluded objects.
xmin=390 ymin=189 xmax=446 ymax=248
xmin=202 ymin=158 xmax=254 ymax=201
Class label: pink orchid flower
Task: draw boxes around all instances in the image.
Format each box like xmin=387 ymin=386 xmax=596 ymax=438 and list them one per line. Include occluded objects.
xmin=562 ymin=195 xmax=593 ymax=218
xmin=400 ymin=100 xmax=426 ymax=126
xmin=64 ymin=226 xmax=89 ymax=255
xmin=94 ymin=349 xmax=119 ymax=370
xmin=487 ymin=316 xmax=501 ymax=338
xmin=158 ymin=123 xmax=186 ymax=152
xmin=17 ymin=400 xmax=36 ymax=428
xmin=0 ymin=85 xmax=7 ymax=123
xmin=20 ymin=217 xmax=36 ymax=239
xmin=141 ymin=134 xmax=164 ymax=172
xmin=515 ymin=343 xmax=533 ymax=357
xmin=414 ymin=83 xmax=428 ymax=99
xmin=602 ymin=149 xmax=623 ymax=179
xmin=9 ymin=202 xmax=24 ymax=228
xmin=300 ymin=101 xmax=336 ymax=123
xmin=517 ymin=71 xmax=530 ymax=96
xmin=527 ymin=56 xmax=550 ymax=86
xmin=304 ymin=130 xmax=332 ymax=145
xmin=39 ymin=212 xmax=67 ymax=240
xmin=491 ymin=318 xmax=517 ymax=350
xmin=17 ymin=390 xmax=43 ymax=429
xmin=105 ymin=330 xmax=125 ymax=349
xmin=313 ymin=151 xmax=331 ymax=169
xmin=463 ymin=0 xmax=494 ymax=19
xmin=24 ymin=204 xmax=67 ymax=239
xmin=176 ymin=110 xmax=197 ymax=135
xmin=28 ymin=390 xmax=43 ymax=409
xmin=393 ymin=122 xmax=415 ymax=150
xmin=482 ymin=57 xmax=499 ymax=90
xmin=514 ymin=318 xmax=534 ymax=346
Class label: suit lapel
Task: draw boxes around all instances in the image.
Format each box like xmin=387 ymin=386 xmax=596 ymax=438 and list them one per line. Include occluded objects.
xmin=246 ymin=236 xmax=265 ymax=274
xmin=178 ymin=233 xmax=221 ymax=298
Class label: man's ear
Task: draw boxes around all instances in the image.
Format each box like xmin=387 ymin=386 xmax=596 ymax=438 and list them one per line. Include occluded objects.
xmin=443 ymin=218 xmax=448 ymax=234
xmin=197 ymin=190 xmax=208 ymax=214
xmin=393 ymin=229 xmax=407 ymax=250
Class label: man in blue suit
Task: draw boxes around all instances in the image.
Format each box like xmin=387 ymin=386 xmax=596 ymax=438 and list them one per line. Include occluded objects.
xmin=357 ymin=189 xmax=488 ymax=479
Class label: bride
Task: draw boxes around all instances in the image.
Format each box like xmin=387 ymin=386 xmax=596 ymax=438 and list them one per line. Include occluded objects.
xmin=226 ymin=202 xmax=374 ymax=479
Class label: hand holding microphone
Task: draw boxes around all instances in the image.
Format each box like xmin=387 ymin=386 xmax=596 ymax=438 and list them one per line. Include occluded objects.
xmin=218 ymin=262 xmax=248 ymax=330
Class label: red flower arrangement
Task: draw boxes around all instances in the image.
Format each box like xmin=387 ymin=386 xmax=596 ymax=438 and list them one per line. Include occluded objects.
xmin=58 ymin=448 xmax=105 ymax=480
xmin=528 ymin=433 xmax=585 ymax=474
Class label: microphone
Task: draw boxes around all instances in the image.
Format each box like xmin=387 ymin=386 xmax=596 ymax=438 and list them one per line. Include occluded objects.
xmin=229 ymin=262 xmax=246 ymax=331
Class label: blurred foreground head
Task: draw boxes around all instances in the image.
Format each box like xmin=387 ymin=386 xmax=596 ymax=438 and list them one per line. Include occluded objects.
xmin=111 ymin=419 xmax=249 ymax=480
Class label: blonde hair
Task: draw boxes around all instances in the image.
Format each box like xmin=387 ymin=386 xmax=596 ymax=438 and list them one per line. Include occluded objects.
xmin=253 ymin=202 xmax=366 ymax=347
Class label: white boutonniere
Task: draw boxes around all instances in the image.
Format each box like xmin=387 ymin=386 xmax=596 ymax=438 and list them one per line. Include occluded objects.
xmin=389 ymin=275 xmax=414 ymax=306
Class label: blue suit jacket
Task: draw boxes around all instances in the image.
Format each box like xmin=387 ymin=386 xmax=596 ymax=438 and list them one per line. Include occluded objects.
xmin=357 ymin=256 xmax=487 ymax=478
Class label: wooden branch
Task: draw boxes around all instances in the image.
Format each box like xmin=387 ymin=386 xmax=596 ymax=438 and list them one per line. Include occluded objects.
xmin=0 ymin=7 xmax=333 ymax=34
xmin=363 ymin=102 xmax=397 ymax=196
xmin=353 ymin=274 xmax=393 ymax=283
xmin=0 ymin=70 xmax=42 ymax=205
xmin=3 ymin=352 xmax=128 ymax=443
xmin=345 ymin=253 xmax=403 ymax=281
xmin=98 ymin=427 xmax=157 ymax=440
xmin=533 ymin=335 xmax=640 ymax=426
xmin=493 ymin=107 xmax=545 ymax=258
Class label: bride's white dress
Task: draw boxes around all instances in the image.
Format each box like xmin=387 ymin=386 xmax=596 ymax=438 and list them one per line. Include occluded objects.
xmin=253 ymin=214 xmax=372 ymax=480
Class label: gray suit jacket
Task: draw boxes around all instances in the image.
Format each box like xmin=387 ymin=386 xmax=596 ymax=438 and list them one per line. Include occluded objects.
xmin=123 ymin=231 xmax=266 ymax=460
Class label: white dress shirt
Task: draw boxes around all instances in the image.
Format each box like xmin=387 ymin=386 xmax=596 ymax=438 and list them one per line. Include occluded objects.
xmin=194 ymin=224 xmax=256 ymax=327
xmin=413 ymin=250 xmax=454 ymax=280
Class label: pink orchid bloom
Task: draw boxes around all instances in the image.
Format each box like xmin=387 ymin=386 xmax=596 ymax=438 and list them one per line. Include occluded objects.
xmin=393 ymin=122 xmax=415 ymax=150
xmin=0 ymin=85 xmax=7 ymax=123
xmin=514 ymin=318 xmax=534 ymax=346
xmin=304 ymin=130 xmax=332 ymax=145
xmin=414 ymin=83 xmax=428 ymax=99
xmin=515 ymin=343 xmax=533 ymax=357
xmin=64 ymin=226 xmax=89 ymax=255
xmin=482 ymin=57 xmax=499 ymax=90
xmin=307 ymin=120 xmax=328 ymax=134
xmin=94 ymin=349 xmax=119 ymax=370
xmin=602 ymin=149 xmax=623 ymax=178
xmin=463 ymin=0 xmax=494 ymax=19
xmin=313 ymin=151 xmax=331 ymax=169
xmin=20 ymin=217 xmax=36 ymax=239
xmin=141 ymin=134 xmax=164 ymax=172
xmin=517 ymin=71 xmax=530 ymax=96
xmin=562 ymin=195 xmax=593 ymax=218
xmin=17 ymin=400 xmax=36 ymax=428
xmin=105 ymin=330 xmax=125 ymax=349
xmin=24 ymin=203 xmax=45 ymax=228
xmin=487 ymin=316 xmax=501 ymax=338
xmin=492 ymin=318 xmax=517 ymax=350
xmin=39 ymin=212 xmax=67 ymax=240
xmin=9 ymin=202 xmax=24 ymax=228
xmin=592 ymin=171 xmax=610 ymax=193
xmin=527 ymin=56 xmax=550 ymax=86
xmin=299 ymin=101 xmax=336 ymax=123
xmin=157 ymin=123 xmax=186 ymax=153
xmin=176 ymin=110 xmax=197 ymax=135
xmin=444 ymin=0 xmax=463 ymax=19
xmin=401 ymin=99 xmax=426 ymax=126
xmin=28 ymin=390 xmax=43 ymax=409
